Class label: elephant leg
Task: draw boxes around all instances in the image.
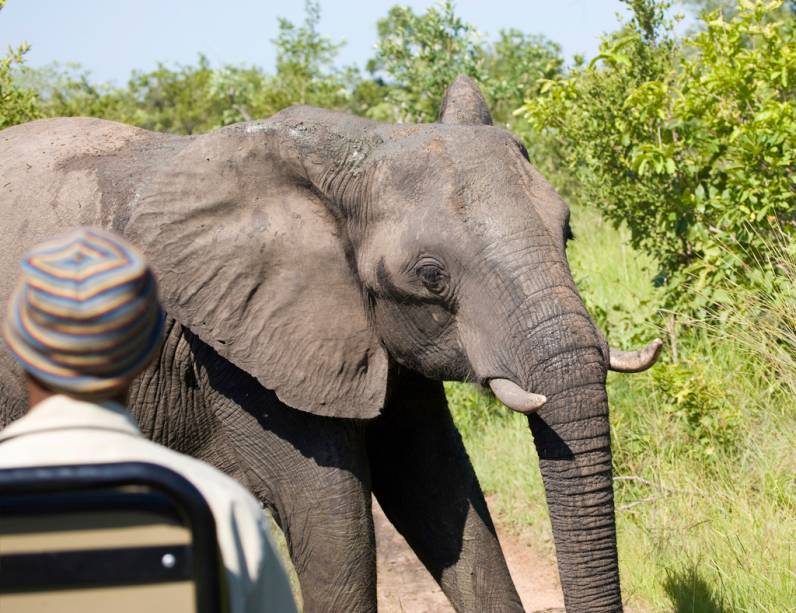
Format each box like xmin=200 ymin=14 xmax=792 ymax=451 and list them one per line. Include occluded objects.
xmin=184 ymin=332 xmax=377 ymax=613
xmin=367 ymin=369 xmax=523 ymax=612
xmin=254 ymin=410 xmax=376 ymax=613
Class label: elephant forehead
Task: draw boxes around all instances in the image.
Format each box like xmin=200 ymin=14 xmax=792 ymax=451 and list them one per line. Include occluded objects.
xmin=364 ymin=134 xmax=568 ymax=261
xmin=374 ymin=127 xmax=545 ymax=210
xmin=429 ymin=129 xmax=570 ymax=242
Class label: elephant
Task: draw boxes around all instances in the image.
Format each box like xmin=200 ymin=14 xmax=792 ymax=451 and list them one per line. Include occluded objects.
xmin=0 ymin=76 xmax=660 ymax=612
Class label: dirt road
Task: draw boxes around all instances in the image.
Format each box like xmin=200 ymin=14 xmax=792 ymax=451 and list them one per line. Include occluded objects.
xmin=373 ymin=498 xmax=565 ymax=613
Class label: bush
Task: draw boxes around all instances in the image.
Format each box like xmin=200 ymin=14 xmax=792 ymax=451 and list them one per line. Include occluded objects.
xmin=444 ymin=381 xmax=511 ymax=439
xmin=651 ymin=359 xmax=742 ymax=457
xmin=22 ymin=2 xmax=364 ymax=135
xmin=518 ymin=0 xmax=796 ymax=312
xmin=367 ymin=1 xmax=562 ymax=128
xmin=0 ymin=0 xmax=40 ymax=128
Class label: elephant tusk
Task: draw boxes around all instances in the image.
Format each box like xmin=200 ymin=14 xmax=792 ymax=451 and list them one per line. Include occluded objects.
xmin=608 ymin=338 xmax=663 ymax=373
xmin=489 ymin=379 xmax=547 ymax=414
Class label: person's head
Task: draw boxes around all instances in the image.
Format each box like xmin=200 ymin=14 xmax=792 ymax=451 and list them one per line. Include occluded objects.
xmin=3 ymin=228 xmax=164 ymax=407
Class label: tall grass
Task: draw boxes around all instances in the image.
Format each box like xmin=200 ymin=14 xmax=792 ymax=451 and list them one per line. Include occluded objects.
xmin=448 ymin=208 xmax=796 ymax=612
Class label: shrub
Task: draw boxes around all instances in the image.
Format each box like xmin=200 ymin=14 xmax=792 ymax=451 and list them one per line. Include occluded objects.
xmin=444 ymin=382 xmax=511 ymax=439
xmin=651 ymin=359 xmax=742 ymax=457
xmin=367 ymin=1 xmax=562 ymax=128
xmin=0 ymin=0 xmax=40 ymax=128
xmin=518 ymin=0 xmax=796 ymax=312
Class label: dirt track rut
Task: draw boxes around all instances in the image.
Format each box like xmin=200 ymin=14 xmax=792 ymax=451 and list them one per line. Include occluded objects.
xmin=373 ymin=498 xmax=565 ymax=613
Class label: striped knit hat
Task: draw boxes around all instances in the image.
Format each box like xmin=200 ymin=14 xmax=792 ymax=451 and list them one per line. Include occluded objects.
xmin=3 ymin=228 xmax=164 ymax=398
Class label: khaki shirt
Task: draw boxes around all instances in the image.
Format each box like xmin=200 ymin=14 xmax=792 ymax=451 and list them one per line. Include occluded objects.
xmin=0 ymin=395 xmax=297 ymax=613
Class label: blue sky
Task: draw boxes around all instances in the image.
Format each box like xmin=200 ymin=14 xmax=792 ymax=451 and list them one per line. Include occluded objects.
xmin=1 ymin=1 xmax=677 ymax=84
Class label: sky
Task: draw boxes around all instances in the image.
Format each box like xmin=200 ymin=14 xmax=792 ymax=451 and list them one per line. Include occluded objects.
xmin=0 ymin=1 xmax=676 ymax=84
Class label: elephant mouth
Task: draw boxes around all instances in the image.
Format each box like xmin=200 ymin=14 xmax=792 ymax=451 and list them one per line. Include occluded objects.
xmin=481 ymin=339 xmax=663 ymax=415
xmin=483 ymin=337 xmax=663 ymax=415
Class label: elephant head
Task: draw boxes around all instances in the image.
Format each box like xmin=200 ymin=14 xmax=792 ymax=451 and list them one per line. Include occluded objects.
xmin=126 ymin=75 xmax=659 ymax=611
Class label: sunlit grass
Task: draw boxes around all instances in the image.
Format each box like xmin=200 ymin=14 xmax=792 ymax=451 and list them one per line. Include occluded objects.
xmin=566 ymin=205 xmax=664 ymax=348
xmin=608 ymin=367 xmax=796 ymax=613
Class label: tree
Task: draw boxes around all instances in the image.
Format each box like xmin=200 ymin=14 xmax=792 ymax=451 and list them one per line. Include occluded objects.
xmin=0 ymin=0 xmax=40 ymax=128
xmin=123 ymin=55 xmax=220 ymax=134
xmin=22 ymin=57 xmax=227 ymax=134
xmin=484 ymin=29 xmax=563 ymax=126
xmin=268 ymin=0 xmax=353 ymax=108
xmin=367 ymin=1 xmax=485 ymax=123
xmin=365 ymin=1 xmax=564 ymax=174
xmin=23 ymin=1 xmax=360 ymax=133
xmin=681 ymin=0 xmax=795 ymax=17
xmin=519 ymin=0 xmax=796 ymax=309
xmin=17 ymin=62 xmax=128 ymax=120
xmin=367 ymin=2 xmax=563 ymax=125
xmin=212 ymin=0 xmax=360 ymax=123
xmin=16 ymin=0 xmax=563 ymax=154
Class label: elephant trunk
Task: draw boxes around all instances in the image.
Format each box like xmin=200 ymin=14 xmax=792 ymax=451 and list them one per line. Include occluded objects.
xmin=492 ymin=285 xmax=621 ymax=611
xmin=529 ymin=374 xmax=621 ymax=612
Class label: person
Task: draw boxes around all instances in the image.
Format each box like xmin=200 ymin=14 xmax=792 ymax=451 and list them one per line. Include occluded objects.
xmin=0 ymin=227 xmax=297 ymax=613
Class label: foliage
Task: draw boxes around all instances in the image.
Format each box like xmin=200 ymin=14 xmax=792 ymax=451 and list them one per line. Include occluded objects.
xmin=208 ymin=0 xmax=361 ymax=124
xmin=16 ymin=62 xmax=128 ymax=120
xmin=367 ymin=1 xmax=484 ymax=123
xmin=483 ymin=29 xmax=563 ymax=128
xmin=443 ymin=382 xmax=512 ymax=440
xmin=682 ymin=0 xmax=739 ymax=14
xmin=711 ymin=229 xmax=796 ymax=400
xmin=368 ymin=1 xmax=562 ymax=127
xmin=682 ymin=0 xmax=796 ymax=17
xmin=566 ymin=205 xmax=664 ymax=348
xmin=23 ymin=1 xmax=359 ymax=134
xmin=268 ymin=0 xmax=355 ymax=110
xmin=650 ymin=359 xmax=741 ymax=457
xmin=0 ymin=0 xmax=40 ymax=128
xmin=519 ymin=0 xmax=796 ymax=311
xmin=124 ymin=56 xmax=221 ymax=134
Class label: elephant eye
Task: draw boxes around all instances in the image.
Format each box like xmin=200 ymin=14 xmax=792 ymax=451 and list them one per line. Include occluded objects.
xmin=415 ymin=260 xmax=448 ymax=294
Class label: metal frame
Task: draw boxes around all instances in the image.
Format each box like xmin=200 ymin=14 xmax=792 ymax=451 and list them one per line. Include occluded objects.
xmin=0 ymin=462 xmax=222 ymax=613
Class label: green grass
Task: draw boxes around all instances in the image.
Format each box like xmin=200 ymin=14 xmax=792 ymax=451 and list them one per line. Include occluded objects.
xmin=448 ymin=207 xmax=796 ymax=613
xmin=566 ymin=205 xmax=664 ymax=349
xmin=607 ymin=367 xmax=796 ymax=613
xmin=267 ymin=511 xmax=303 ymax=609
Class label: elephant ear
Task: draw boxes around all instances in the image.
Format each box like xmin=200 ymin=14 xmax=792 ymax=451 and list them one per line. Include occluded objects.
xmin=126 ymin=121 xmax=389 ymax=419
xmin=438 ymin=75 xmax=493 ymax=125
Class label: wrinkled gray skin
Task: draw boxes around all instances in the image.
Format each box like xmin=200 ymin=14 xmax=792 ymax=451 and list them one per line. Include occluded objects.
xmin=0 ymin=77 xmax=650 ymax=612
